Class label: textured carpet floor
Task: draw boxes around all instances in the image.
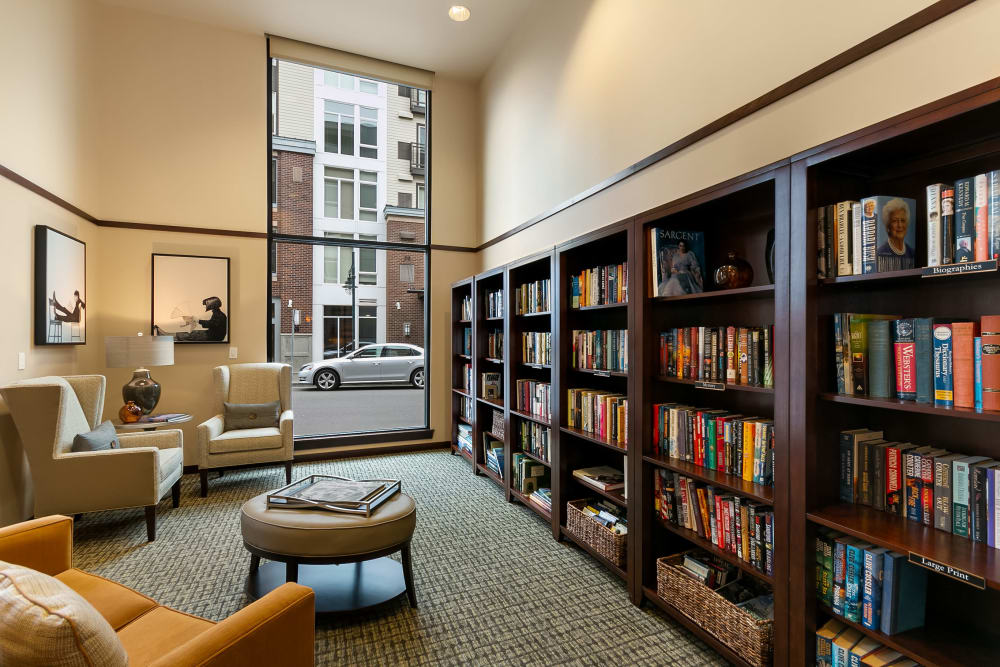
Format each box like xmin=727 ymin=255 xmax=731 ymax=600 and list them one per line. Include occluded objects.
xmin=73 ymin=450 xmax=726 ymax=666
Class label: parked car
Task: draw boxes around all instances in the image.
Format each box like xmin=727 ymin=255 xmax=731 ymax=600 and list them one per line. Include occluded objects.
xmin=323 ymin=341 xmax=359 ymax=359
xmin=299 ymin=344 xmax=424 ymax=390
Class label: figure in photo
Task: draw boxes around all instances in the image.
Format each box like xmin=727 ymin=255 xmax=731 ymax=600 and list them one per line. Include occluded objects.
xmin=659 ymin=239 xmax=704 ymax=296
xmin=875 ymin=197 xmax=916 ymax=271
xmin=50 ymin=290 xmax=85 ymax=323
xmin=153 ymin=296 xmax=227 ymax=342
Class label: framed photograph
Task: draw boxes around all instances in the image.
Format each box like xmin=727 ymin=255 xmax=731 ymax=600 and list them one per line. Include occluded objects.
xmin=649 ymin=227 xmax=706 ymax=297
xmin=151 ymin=254 xmax=230 ymax=344
xmin=34 ymin=226 xmax=87 ymax=345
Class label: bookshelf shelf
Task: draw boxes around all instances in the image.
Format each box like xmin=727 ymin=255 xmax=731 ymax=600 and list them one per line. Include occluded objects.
xmin=456 ymin=415 xmax=472 ymax=427
xmin=655 ymin=375 xmax=775 ymax=394
xmin=818 ymin=266 xmax=1000 ymax=286
xmin=642 ymin=454 xmax=773 ymax=503
xmin=482 ymin=357 xmax=503 ymax=364
xmin=455 ymin=353 xmax=471 ymax=360
xmin=456 ymin=319 xmax=472 ymax=324
xmin=808 ymin=504 xmax=1000 ymax=591
xmin=655 ymin=517 xmax=774 ymax=584
xmin=570 ymin=367 xmax=628 ymax=378
xmin=642 ymin=588 xmax=755 ymax=667
xmin=509 ymin=409 xmax=550 ymax=427
xmin=652 ymin=284 xmax=775 ymax=303
xmin=570 ymin=477 xmax=626 ymax=507
xmin=510 ymin=488 xmax=552 ymax=521
xmin=572 ymin=302 xmax=628 ymax=312
xmin=452 ymin=388 xmax=470 ymax=398
xmin=559 ymin=426 xmax=627 ymax=453
xmin=513 ymin=447 xmax=550 ymax=467
xmin=476 ymin=463 xmax=504 ymax=489
xmin=517 ymin=310 xmax=552 ymax=318
xmin=560 ymin=525 xmax=627 ymax=580
xmin=485 ymin=316 xmax=504 ymax=322
xmin=817 ymin=392 xmax=1000 ymax=422
xmin=484 ymin=430 xmax=503 ymax=442
xmin=477 ymin=396 xmax=504 ymax=408
xmin=520 ymin=362 xmax=551 ymax=370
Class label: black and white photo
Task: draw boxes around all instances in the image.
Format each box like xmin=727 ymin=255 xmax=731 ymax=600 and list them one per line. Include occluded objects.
xmin=151 ymin=254 xmax=230 ymax=343
xmin=34 ymin=225 xmax=86 ymax=345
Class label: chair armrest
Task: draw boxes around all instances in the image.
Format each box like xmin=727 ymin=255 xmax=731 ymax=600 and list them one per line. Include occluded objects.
xmin=119 ymin=428 xmax=183 ymax=450
xmin=279 ymin=410 xmax=293 ymax=434
xmin=198 ymin=415 xmax=225 ymax=443
xmin=148 ymin=583 xmax=315 ymax=667
xmin=56 ymin=448 xmax=159 ymax=506
xmin=0 ymin=515 xmax=73 ymax=575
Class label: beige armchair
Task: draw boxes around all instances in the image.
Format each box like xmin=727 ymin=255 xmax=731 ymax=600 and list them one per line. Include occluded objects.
xmin=0 ymin=375 xmax=183 ymax=541
xmin=196 ymin=363 xmax=294 ymax=497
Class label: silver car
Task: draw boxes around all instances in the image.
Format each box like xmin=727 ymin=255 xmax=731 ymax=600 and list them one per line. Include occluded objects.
xmin=298 ymin=344 xmax=424 ymax=391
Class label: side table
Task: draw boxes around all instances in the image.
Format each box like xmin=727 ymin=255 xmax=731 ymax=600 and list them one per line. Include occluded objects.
xmin=115 ymin=414 xmax=192 ymax=432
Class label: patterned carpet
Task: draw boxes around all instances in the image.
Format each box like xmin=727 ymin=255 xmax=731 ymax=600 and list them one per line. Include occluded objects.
xmin=72 ymin=450 xmax=726 ymax=666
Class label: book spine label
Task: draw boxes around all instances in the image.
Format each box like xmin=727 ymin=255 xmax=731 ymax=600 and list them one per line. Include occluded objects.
xmin=861 ymin=197 xmax=878 ymax=274
xmin=941 ymin=185 xmax=956 ymax=264
xmin=845 ymin=543 xmax=864 ymax=622
xmin=832 ymin=541 xmax=847 ymax=615
xmin=933 ymin=324 xmax=954 ymax=407
xmin=926 ymin=184 xmax=942 ymax=266
xmin=862 ymin=550 xmax=883 ymax=630
xmin=955 ymin=177 xmax=975 ymax=262
xmin=975 ymin=173 xmax=989 ymax=261
xmin=893 ymin=319 xmax=916 ymax=400
xmin=837 ymin=202 xmax=853 ymax=276
xmin=982 ymin=316 xmax=1000 ymax=411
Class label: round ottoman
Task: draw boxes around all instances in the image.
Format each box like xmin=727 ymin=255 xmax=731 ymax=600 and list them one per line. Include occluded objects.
xmin=240 ymin=490 xmax=417 ymax=613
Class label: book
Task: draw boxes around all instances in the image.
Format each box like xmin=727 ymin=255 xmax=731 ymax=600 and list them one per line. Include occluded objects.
xmin=862 ymin=648 xmax=904 ymax=667
xmin=954 ymin=176 xmax=976 ymax=262
xmin=991 ymin=170 xmax=1000 ymax=260
xmin=970 ymin=459 xmax=998 ymax=543
xmin=572 ymin=465 xmax=624 ymax=492
xmin=817 ymin=206 xmax=829 ymax=278
xmin=840 ymin=429 xmax=882 ymax=503
xmin=650 ymin=228 xmax=705 ymax=296
xmin=926 ymin=183 xmax=944 ymax=267
xmin=913 ymin=317 xmax=934 ymax=404
xmin=952 ymin=321 xmax=977 ymax=409
xmin=932 ymin=323 xmax=954 ymax=407
xmin=867 ymin=196 xmax=917 ymax=272
xmin=940 ymin=184 xmax=956 ymax=264
xmin=885 ymin=442 xmax=917 ymax=516
xmin=952 ymin=455 xmax=989 ymax=537
xmin=982 ymin=315 xmax=1000 ymax=411
xmin=852 ymin=202 xmax=863 ymax=276
xmin=816 ymin=619 xmax=846 ymax=667
xmin=879 ymin=552 xmax=927 ymax=636
xmin=832 ymin=627 xmax=864 ymax=667
xmin=861 ymin=546 xmax=888 ymax=630
xmin=891 ymin=319 xmax=915 ymax=400
xmin=975 ymin=336 xmax=983 ymax=410
xmin=844 ymin=541 xmax=871 ymax=622
xmin=837 ymin=201 xmax=856 ymax=276
xmin=848 ymin=637 xmax=883 ymax=667
xmin=867 ymin=319 xmax=894 ymax=399
xmin=974 ymin=173 xmax=989 ymax=261
xmin=933 ymin=452 xmax=963 ymax=532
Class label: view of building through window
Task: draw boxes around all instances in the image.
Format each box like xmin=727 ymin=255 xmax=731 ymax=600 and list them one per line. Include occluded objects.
xmin=270 ymin=59 xmax=427 ymax=438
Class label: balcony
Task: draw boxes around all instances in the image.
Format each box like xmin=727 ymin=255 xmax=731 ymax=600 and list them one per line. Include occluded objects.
xmin=409 ymin=142 xmax=426 ymax=175
xmin=410 ymin=88 xmax=426 ymax=114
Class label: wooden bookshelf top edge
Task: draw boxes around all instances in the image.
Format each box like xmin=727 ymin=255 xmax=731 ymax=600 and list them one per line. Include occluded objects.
xmin=559 ymin=426 xmax=628 ymax=452
xmin=571 ymin=302 xmax=628 ymax=311
xmin=559 ymin=526 xmax=628 ymax=580
xmin=651 ymin=284 xmax=775 ymax=303
xmin=819 ymin=265 xmax=1000 ymax=286
xmin=516 ymin=310 xmax=552 ymax=317
xmin=571 ymin=367 xmax=629 ymax=377
xmin=510 ymin=488 xmax=553 ymax=521
xmin=807 ymin=504 xmax=1000 ymax=590
xmin=509 ymin=409 xmax=551 ymax=427
xmin=818 ymin=393 xmax=1000 ymax=421
xmin=476 ymin=397 xmax=504 ymax=408
xmin=656 ymin=376 xmax=775 ymax=394
xmin=452 ymin=388 xmax=471 ymax=397
xmin=641 ymin=587 xmax=755 ymax=667
xmin=642 ymin=454 xmax=774 ymax=503
xmin=655 ymin=517 xmax=774 ymax=584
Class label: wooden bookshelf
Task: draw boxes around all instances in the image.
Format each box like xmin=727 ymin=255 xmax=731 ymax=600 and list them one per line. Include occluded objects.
xmin=789 ymin=82 xmax=1000 ymax=665
xmin=473 ymin=266 xmax=507 ymax=494
xmin=656 ymin=375 xmax=775 ymax=394
xmin=450 ymin=277 xmax=474 ymax=465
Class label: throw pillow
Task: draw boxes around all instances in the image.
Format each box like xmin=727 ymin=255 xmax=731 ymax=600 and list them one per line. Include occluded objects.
xmin=224 ymin=401 xmax=280 ymax=430
xmin=0 ymin=561 xmax=128 ymax=667
xmin=71 ymin=420 xmax=120 ymax=453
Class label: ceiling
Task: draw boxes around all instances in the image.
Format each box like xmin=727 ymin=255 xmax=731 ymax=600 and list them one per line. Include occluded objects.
xmin=98 ymin=0 xmax=535 ymax=79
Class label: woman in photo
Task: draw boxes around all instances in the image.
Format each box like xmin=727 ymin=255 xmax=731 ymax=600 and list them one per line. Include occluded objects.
xmin=876 ymin=198 xmax=915 ymax=270
xmin=154 ymin=296 xmax=227 ymax=342
xmin=661 ymin=240 xmax=704 ymax=296
xmin=50 ymin=290 xmax=85 ymax=323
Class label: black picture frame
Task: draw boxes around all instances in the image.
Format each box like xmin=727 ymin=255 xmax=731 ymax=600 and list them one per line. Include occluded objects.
xmin=34 ymin=225 xmax=87 ymax=346
xmin=151 ymin=253 xmax=231 ymax=344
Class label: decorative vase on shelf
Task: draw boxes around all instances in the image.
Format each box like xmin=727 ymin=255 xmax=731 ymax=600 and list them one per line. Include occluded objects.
xmin=119 ymin=401 xmax=142 ymax=424
xmin=714 ymin=251 xmax=754 ymax=289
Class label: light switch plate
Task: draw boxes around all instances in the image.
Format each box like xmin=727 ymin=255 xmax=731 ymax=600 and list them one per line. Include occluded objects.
xmin=229 ymin=346 xmax=238 ymax=359
xmin=17 ymin=352 xmax=26 ymax=370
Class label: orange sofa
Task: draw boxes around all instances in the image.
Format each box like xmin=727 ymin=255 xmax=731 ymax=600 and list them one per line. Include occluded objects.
xmin=0 ymin=515 xmax=315 ymax=666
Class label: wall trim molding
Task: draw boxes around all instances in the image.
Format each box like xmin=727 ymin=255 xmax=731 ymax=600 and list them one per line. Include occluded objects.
xmin=475 ymin=0 xmax=975 ymax=252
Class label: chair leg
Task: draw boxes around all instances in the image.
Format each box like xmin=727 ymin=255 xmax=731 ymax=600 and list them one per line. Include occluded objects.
xmin=286 ymin=561 xmax=298 ymax=583
xmin=401 ymin=541 xmax=417 ymax=608
xmin=200 ymin=470 xmax=209 ymax=498
xmin=145 ymin=506 xmax=156 ymax=541
xmin=249 ymin=554 xmax=260 ymax=574
xmin=74 ymin=513 xmax=82 ymax=522
xmin=284 ymin=461 xmax=293 ymax=484
xmin=171 ymin=480 xmax=181 ymax=508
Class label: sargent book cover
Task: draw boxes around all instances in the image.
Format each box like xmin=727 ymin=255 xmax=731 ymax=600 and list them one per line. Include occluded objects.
xmin=650 ymin=228 xmax=705 ymax=297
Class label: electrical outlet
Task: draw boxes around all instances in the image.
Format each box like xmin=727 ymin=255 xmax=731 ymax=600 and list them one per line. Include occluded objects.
xmin=229 ymin=346 xmax=238 ymax=359
xmin=17 ymin=352 xmax=26 ymax=370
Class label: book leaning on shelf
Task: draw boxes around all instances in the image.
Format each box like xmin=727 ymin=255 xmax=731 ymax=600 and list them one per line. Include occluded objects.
xmin=569 ymin=261 xmax=628 ymax=308
xmin=456 ymin=423 xmax=473 ymax=457
xmin=655 ymin=469 xmax=774 ymax=576
xmin=515 ymin=279 xmax=550 ymax=314
xmin=483 ymin=436 xmax=503 ymax=479
xmin=565 ymin=388 xmax=627 ymax=447
xmin=481 ymin=372 xmax=502 ymax=399
xmin=652 ymin=404 xmax=774 ymax=487
xmin=486 ymin=330 xmax=504 ymax=358
xmin=659 ymin=325 xmax=774 ymax=388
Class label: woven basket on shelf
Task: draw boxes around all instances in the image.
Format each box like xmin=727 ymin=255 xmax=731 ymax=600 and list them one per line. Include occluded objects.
xmin=656 ymin=553 xmax=773 ymax=667
xmin=491 ymin=410 xmax=504 ymax=439
xmin=565 ymin=499 xmax=626 ymax=568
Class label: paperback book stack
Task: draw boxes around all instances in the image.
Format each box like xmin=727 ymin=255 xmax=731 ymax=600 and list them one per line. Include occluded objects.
xmin=460 ymin=295 xmax=473 ymax=320
xmin=565 ymin=388 xmax=628 ymax=447
xmin=481 ymin=372 xmax=502 ymax=400
xmin=573 ymin=465 xmax=626 ymax=499
xmin=515 ymin=379 xmax=551 ymax=420
xmin=839 ymin=426 xmax=1000 ymax=548
xmin=512 ymin=452 xmax=550 ymax=495
xmin=815 ymin=618 xmax=914 ymax=667
xmin=518 ymin=421 xmax=550 ymax=462
xmin=832 ymin=313 xmax=1000 ymax=411
xmin=486 ymin=288 xmax=504 ymax=319
xmin=659 ymin=326 xmax=774 ymax=388
xmin=569 ymin=262 xmax=628 ymax=308
xmin=515 ymin=279 xmax=550 ymax=314
xmin=815 ymin=529 xmax=928 ymax=637
xmin=578 ymin=499 xmax=628 ymax=535
xmin=456 ymin=423 xmax=473 ymax=458
xmin=652 ymin=404 xmax=774 ymax=487
xmin=571 ymin=329 xmax=628 ymax=373
xmin=483 ymin=437 xmax=503 ymax=479
xmin=486 ymin=330 xmax=503 ymax=359
xmin=655 ymin=469 xmax=775 ymax=576
xmin=529 ymin=487 xmax=552 ymax=514
xmin=521 ymin=331 xmax=551 ymax=365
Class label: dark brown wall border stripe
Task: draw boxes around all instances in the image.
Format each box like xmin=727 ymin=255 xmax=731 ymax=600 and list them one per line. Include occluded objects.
xmin=429 ymin=243 xmax=477 ymax=252
xmin=1 ymin=164 xmax=99 ymax=223
xmin=476 ymin=0 xmax=975 ymax=251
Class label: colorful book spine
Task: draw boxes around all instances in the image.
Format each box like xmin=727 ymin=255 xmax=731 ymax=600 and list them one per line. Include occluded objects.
xmin=982 ymin=315 xmax=1000 ymax=412
xmin=954 ymin=177 xmax=975 ymax=262
xmin=932 ymin=324 xmax=954 ymax=407
xmin=892 ymin=319 xmax=916 ymax=400
xmin=860 ymin=197 xmax=878 ymax=274
xmin=952 ymin=322 xmax=976 ymax=409
xmin=990 ymin=170 xmax=1000 ymax=260
xmin=844 ymin=541 xmax=867 ymax=622
xmin=975 ymin=336 xmax=983 ymax=411
xmin=837 ymin=201 xmax=854 ymax=276
xmin=832 ymin=537 xmax=850 ymax=616
xmin=926 ymin=183 xmax=944 ymax=267
xmin=940 ymin=184 xmax=956 ymax=264
xmin=861 ymin=546 xmax=887 ymax=630
xmin=974 ymin=173 xmax=989 ymax=261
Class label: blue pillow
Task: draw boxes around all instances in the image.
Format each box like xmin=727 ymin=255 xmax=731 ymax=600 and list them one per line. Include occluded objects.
xmin=71 ymin=420 xmax=120 ymax=452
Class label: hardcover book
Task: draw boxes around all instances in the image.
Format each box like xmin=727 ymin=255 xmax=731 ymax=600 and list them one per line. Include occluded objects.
xmin=970 ymin=460 xmax=998 ymax=543
xmin=951 ymin=321 xmax=978 ymax=409
xmin=650 ymin=228 xmax=705 ymax=297
xmin=982 ymin=315 xmax=1000 ymax=411
xmin=879 ymin=552 xmax=927 ymax=636
xmin=933 ymin=453 xmax=964 ymax=532
xmin=837 ymin=201 xmax=856 ymax=276
xmin=865 ymin=196 xmax=916 ymax=272
xmin=861 ymin=546 xmax=888 ymax=630
xmin=852 ymin=202 xmax=863 ymax=276
xmin=926 ymin=183 xmax=944 ymax=267
xmin=839 ymin=429 xmax=883 ymax=503
xmin=932 ymin=323 xmax=954 ymax=407
xmin=990 ymin=170 xmax=1000 ymax=260
xmin=817 ymin=207 xmax=828 ymax=278
xmin=867 ymin=319 xmax=894 ymax=399
xmin=974 ymin=173 xmax=989 ymax=261
xmin=975 ymin=336 xmax=983 ymax=410
xmin=940 ymin=184 xmax=956 ymax=264
xmin=833 ymin=628 xmax=864 ymax=667
xmin=953 ymin=455 xmax=989 ymax=537
xmin=844 ymin=541 xmax=871 ymax=622
xmin=954 ymin=176 xmax=976 ymax=262
xmin=914 ymin=317 xmax=934 ymax=404
xmin=885 ymin=443 xmax=917 ymax=516
xmin=892 ymin=319 xmax=916 ymax=400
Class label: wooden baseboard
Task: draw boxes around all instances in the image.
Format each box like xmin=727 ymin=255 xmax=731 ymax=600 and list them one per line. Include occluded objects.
xmin=181 ymin=440 xmax=449 ymax=474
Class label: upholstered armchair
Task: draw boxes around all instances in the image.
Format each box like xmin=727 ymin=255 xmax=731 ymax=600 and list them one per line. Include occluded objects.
xmin=196 ymin=363 xmax=294 ymax=497
xmin=0 ymin=375 xmax=183 ymax=541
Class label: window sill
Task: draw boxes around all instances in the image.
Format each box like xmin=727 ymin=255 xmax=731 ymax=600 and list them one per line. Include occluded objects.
xmin=294 ymin=428 xmax=434 ymax=450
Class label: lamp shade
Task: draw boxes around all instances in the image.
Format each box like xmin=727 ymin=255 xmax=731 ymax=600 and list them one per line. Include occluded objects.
xmin=105 ymin=335 xmax=174 ymax=368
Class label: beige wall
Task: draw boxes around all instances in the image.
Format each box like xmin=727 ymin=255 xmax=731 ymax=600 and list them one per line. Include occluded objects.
xmin=477 ymin=0 xmax=1000 ymax=266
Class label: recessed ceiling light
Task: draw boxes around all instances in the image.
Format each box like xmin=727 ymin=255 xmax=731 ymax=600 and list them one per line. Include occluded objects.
xmin=448 ymin=5 xmax=471 ymax=22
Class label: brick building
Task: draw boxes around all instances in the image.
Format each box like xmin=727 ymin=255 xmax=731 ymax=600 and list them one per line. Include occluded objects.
xmin=271 ymin=138 xmax=316 ymax=338
xmin=385 ymin=207 xmax=425 ymax=344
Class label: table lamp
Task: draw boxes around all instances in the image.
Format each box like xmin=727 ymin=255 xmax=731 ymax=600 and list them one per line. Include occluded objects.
xmin=105 ymin=334 xmax=174 ymax=414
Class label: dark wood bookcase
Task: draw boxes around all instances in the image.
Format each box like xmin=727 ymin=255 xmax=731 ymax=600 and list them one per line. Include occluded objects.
xmin=472 ymin=267 xmax=508 ymax=493
xmin=450 ymin=277 xmax=475 ymax=468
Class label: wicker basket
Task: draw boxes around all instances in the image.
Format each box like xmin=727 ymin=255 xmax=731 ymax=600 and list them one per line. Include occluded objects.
xmin=565 ymin=499 xmax=627 ymax=568
xmin=656 ymin=553 xmax=773 ymax=667
xmin=491 ymin=410 xmax=504 ymax=439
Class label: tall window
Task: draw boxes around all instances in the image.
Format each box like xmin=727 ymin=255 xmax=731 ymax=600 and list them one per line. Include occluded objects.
xmin=416 ymin=184 xmax=425 ymax=210
xmin=323 ymin=232 xmax=353 ymax=284
xmin=359 ymin=108 xmax=378 ymax=158
xmin=358 ymin=306 xmax=377 ymax=344
xmin=358 ymin=234 xmax=377 ymax=285
xmin=324 ymin=167 xmax=354 ymax=219
xmin=324 ymin=101 xmax=355 ymax=155
xmin=359 ymin=171 xmax=377 ymax=221
xmin=359 ymin=79 xmax=378 ymax=94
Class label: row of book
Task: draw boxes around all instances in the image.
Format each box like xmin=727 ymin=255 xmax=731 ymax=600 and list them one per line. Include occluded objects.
xmin=815 ymin=529 xmax=927 ymax=638
xmin=514 ymin=379 xmax=551 ymax=421
xmin=840 ymin=427 xmax=1000 ymax=544
xmin=483 ymin=437 xmax=503 ymax=479
xmin=515 ymin=279 xmax=551 ymax=315
xmin=459 ymin=363 xmax=472 ymax=393
xmin=456 ymin=423 xmax=473 ymax=458
xmin=517 ymin=421 xmax=550 ymax=463
xmin=927 ymin=174 xmax=1000 ymax=265
xmin=521 ymin=331 xmax=551 ymax=366
xmin=459 ymin=396 xmax=472 ymax=422
xmin=652 ymin=405 xmax=775 ymax=487
xmin=460 ymin=295 xmax=473 ymax=321
xmin=816 ymin=196 xmax=918 ymax=278
xmin=530 ymin=488 xmax=552 ymax=514
xmin=481 ymin=372 xmax=501 ymax=400
xmin=833 ymin=313 xmax=1000 ymax=411
xmin=570 ymin=329 xmax=628 ymax=373
xmin=461 ymin=327 xmax=471 ymax=355
xmin=569 ymin=262 xmax=628 ymax=308
xmin=816 ymin=619 xmax=919 ymax=667
xmin=658 ymin=325 xmax=774 ymax=388
xmin=565 ymin=388 xmax=628 ymax=447
xmin=486 ymin=288 xmax=504 ymax=319
xmin=485 ymin=331 xmax=503 ymax=359
xmin=576 ymin=498 xmax=628 ymax=535
xmin=654 ymin=470 xmax=775 ymax=576
xmin=512 ymin=452 xmax=549 ymax=495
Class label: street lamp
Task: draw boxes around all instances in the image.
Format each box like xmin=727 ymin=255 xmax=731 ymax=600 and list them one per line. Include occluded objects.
xmin=345 ymin=256 xmax=357 ymax=350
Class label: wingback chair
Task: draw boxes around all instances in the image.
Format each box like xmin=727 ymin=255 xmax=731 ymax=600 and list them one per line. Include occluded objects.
xmin=196 ymin=363 xmax=294 ymax=497
xmin=0 ymin=375 xmax=183 ymax=541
